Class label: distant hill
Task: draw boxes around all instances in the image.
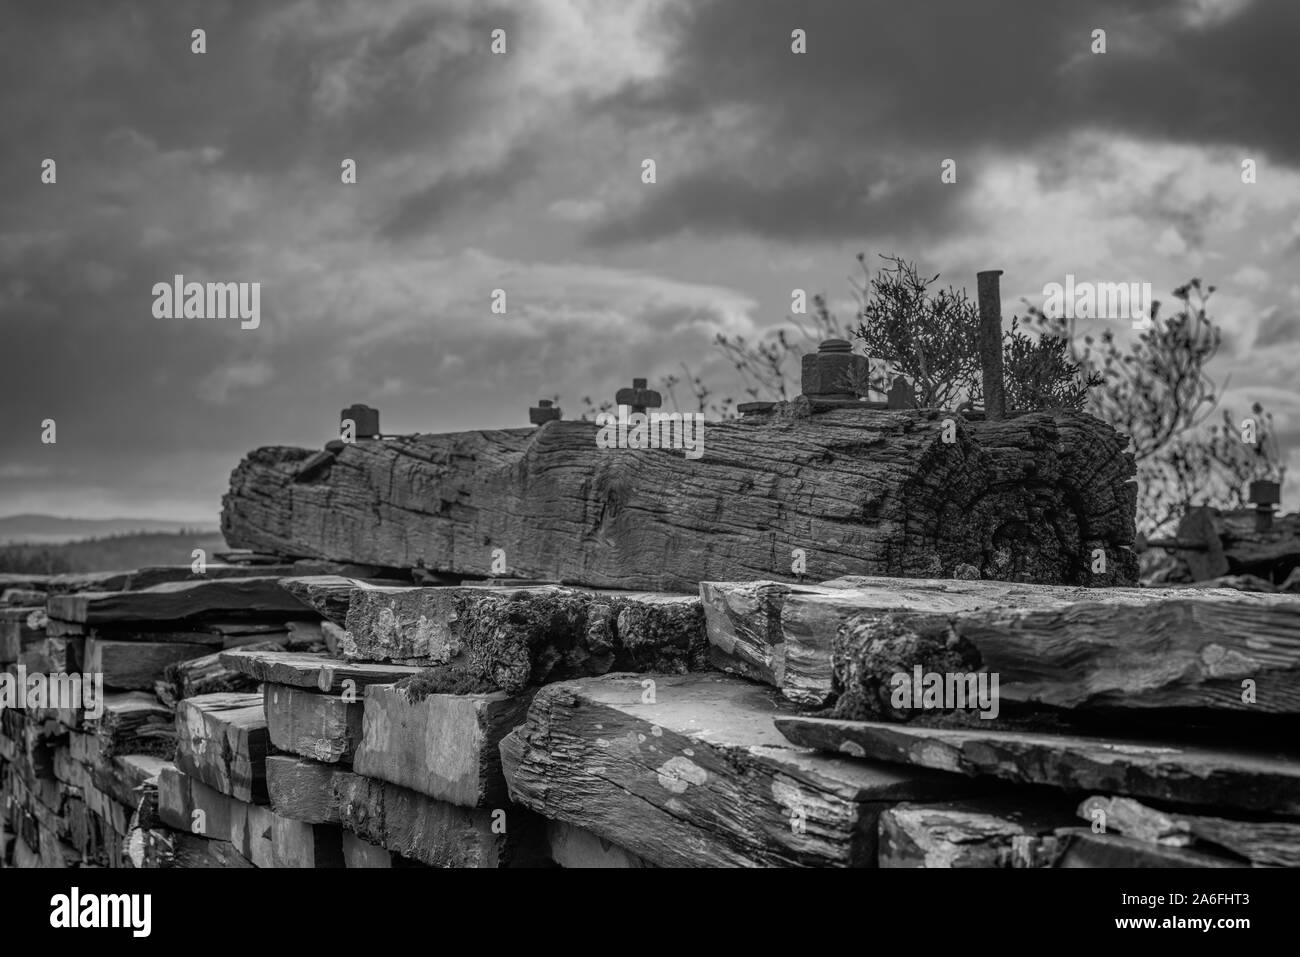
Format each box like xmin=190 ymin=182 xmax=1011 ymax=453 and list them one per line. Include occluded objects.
xmin=0 ymin=514 xmax=218 ymax=545
xmin=0 ymin=530 xmax=228 ymax=575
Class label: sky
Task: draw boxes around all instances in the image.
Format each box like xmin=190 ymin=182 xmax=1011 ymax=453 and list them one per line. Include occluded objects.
xmin=1 ymin=0 xmax=1297 ymax=523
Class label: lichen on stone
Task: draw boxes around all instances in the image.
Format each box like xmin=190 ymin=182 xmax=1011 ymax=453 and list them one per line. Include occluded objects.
xmin=830 ymin=612 xmax=983 ymax=722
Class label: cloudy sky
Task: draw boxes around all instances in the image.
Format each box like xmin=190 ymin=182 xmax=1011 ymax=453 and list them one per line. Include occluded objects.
xmin=1 ymin=0 xmax=1297 ymax=523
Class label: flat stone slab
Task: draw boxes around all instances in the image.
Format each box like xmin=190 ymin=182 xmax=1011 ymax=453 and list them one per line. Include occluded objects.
xmin=501 ymin=672 xmax=974 ymax=867
xmin=218 ymin=648 xmax=422 ymax=692
xmin=775 ymin=716 xmax=1300 ymax=815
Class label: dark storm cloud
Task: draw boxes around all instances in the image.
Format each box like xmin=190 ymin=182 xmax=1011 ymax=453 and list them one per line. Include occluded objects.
xmin=586 ymin=160 xmax=968 ymax=244
xmin=0 ymin=0 xmax=529 ymax=518
xmin=0 ymin=1 xmax=522 ymax=182
xmin=379 ymin=145 xmax=536 ymax=240
xmin=1253 ymin=307 xmax=1299 ymax=349
xmin=586 ymin=0 xmax=1300 ymax=244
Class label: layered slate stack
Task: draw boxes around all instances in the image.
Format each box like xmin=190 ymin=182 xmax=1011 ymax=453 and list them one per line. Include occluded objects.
xmin=0 ymin=563 xmax=352 ymax=869
xmin=295 ymin=576 xmax=970 ymax=866
xmin=221 ymin=408 xmax=1139 ymax=590
xmin=698 ymin=575 xmax=1300 ymax=866
xmin=500 ymin=671 xmax=975 ymax=867
xmin=245 ymin=652 xmax=421 ymax=867
xmin=221 ymin=578 xmax=714 ymax=866
xmin=145 ymin=692 xmax=279 ymax=867
xmin=0 ymin=572 xmax=165 ymax=869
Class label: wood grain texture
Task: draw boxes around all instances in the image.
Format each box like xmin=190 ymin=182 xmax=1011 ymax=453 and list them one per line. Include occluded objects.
xmin=343 ymin=584 xmax=706 ymax=692
xmin=702 ymin=576 xmax=1300 ymax=713
xmin=221 ymin=409 xmax=1138 ymax=591
xmin=353 ymin=683 xmax=531 ymax=806
xmin=500 ymin=672 xmax=975 ymax=867
xmin=775 ymin=716 xmax=1300 ymax=814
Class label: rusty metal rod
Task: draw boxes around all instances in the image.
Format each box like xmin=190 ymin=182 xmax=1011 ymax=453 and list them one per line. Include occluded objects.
xmin=976 ymin=270 xmax=1006 ymax=421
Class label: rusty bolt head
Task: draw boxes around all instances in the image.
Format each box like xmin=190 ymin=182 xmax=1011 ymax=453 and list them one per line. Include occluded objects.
xmin=615 ymin=378 xmax=662 ymax=414
xmin=801 ymin=339 xmax=869 ymax=400
xmin=340 ymin=403 xmax=380 ymax=439
xmin=1249 ymin=479 xmax=1281 ymax=507
xmin=529 ymin=399 xmax=562 ymax=426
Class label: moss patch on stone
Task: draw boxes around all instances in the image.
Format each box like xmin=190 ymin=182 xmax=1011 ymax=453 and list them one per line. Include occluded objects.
xmin=830 ymin=612 xmax=984 ymax=722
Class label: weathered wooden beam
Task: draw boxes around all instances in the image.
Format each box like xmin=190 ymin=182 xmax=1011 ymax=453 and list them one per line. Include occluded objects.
xmin=264 ymin=683 xmax=363 ymax=764
xmin=218 ymin=648 xmax=422 ymax=692
xmin=703 ymin=576 xmax=1300 ymax=713
xmin=47 ymin=577 xmax=313 ymax=625
xmin=342 ymin=585 xmax=706 ymax=692
xmin=775 ymin=716 xmax=1300 ymax=814
xmin=353 ymin=683 xmax=531 ymax=806
xmin=501 ymin=673 xmax=975 ymax=867
xmin=222 ymin=409 xmax=1138 ymax=591
xmin=174 ymin=692 xmax=269 ymax=803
